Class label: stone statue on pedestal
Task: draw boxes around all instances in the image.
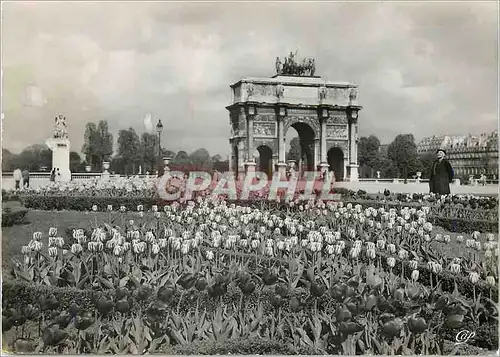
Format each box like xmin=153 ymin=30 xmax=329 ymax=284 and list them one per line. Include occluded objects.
xmin=53 ymin=114 xmax=68 ymax=139
xmin=46 ymin=114 xmax=71 ymax=182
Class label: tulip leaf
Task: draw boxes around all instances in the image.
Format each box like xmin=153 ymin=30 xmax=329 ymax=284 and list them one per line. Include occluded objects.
xmin=119 ymin=276 xmax=129 ymax=288
xmin=99 ymin=276 xmax=115 ymax=290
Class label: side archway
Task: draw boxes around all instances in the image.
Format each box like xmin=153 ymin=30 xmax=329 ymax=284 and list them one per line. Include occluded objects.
xmin=233 ymin=145 xmax=239 ymax=175
xmin=327 ymin=147 xmax=344 ymax=181
xmin=286 ymin=122 xmax=317 ymax=172
xmin=256 ymin=145 xmax=273 ymax=179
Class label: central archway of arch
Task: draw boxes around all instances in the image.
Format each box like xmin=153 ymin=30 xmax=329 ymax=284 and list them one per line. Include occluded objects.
xmin=286 ymin=122 xmax=317 ymax=173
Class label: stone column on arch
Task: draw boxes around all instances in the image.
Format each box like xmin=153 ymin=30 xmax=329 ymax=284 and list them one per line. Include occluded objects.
xmin=244 ymin=106 xmax=256 ymax=174
xmin=347 ymin=108 xmax=360 ymax=182
xmin=314 ymin=138 xmax=320 ymax=169
xmin=317 ymin=107 xmax=330 ymax=175
xmin=275 ymin=106 xmax=287 ymax=178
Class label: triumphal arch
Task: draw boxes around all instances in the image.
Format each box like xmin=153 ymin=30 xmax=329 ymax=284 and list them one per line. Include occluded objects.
xmin=227 ymin=54 xmax=362 ymax=181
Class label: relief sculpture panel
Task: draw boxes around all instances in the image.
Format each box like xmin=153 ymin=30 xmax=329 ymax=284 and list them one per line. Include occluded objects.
xmin=283 ymin=116 xmax=320 ymax=138
xmin=326 ymin=116 xmax=348 ymax=125
xmin=326 ymin=141 xmax=349 ymax=155
xmin=254 ymin=84 xmax=275 ymax=96
xmin=325 ymin=88 xmax=350 ymax=100
xmin=326 ymin=125 xmax=348 ymax=140
xmin=254 ymin=122 xmax=277 ymax=137
xmin=253 ymin=138 xmax=278 ymax=153
xmin=234 ymin=87 xmax=241 ymax=100
xmin=254 ymin=114 xmax=276 ymax=122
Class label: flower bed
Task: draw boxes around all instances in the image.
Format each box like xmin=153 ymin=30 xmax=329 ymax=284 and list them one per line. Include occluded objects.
xmin=18 ymin=193 xmax=498 ymax=234
xmin=3 ymin=198 xmax=498 ymax=353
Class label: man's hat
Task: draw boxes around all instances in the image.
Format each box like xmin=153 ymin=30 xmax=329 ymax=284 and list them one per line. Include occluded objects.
xmin=436 ymin=149 xmax=446 ymax=155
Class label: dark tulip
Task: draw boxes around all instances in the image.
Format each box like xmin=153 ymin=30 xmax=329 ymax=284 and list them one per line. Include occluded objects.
xmin=330 ymin=285 xmax=344 ymax=300
xmin=339 ymin=322 xmax=364 ymax=335
xmin=208 ymin=283 xmax=227 ymax=298
xmin=69 ymin=302 xmax=80 ymax=317
xmin=157 ymin=286 xmax=175 ymax=302
xmin=446 ymin=314 xmax=464 ymax=329
xmin=393 ymin=288 xmax=405 ymax=301
xmin=377 ymin=298 xmax=392 ymax=312
xmin=290 ymin=297 xmax=302 ymax=312
xmin=39 ymin=296 xmax=50 ymax=311
xmin=215 ymin=273 xmax=231 ymax=285
xmin=336 ymin=306 xmax=352 ymax=322
xmin=136 ymin=284 xmax=153 ymax=301
xmin=74 ymin=312 xmax=95 ymax=331
xmin=195 ymin=277 xmax=208 ymax=292
xmin=47 ymin=294 xmax=59 ymax=311
xmin=275 ymin=283 xmax=288 ymax=297
xmin=408 ymin=316 xmax=428 ymax=334
xmin=365 ymin=295 xmax=378 ymax=311
xmin=345 ymin=301 xmax=358 ymax=314
xmin=96 ymin=296 xmax=114 ymax=316
xmin=115 ymin=287 xmax=129 ymax=300
xmin=270 ymin=294 xmax=283 ymax=308
xmin=116 ymin=299 xmax=131 ymax=314
xmin=381 ymin=318 xmax=404 ymax=338
xmin=310 ymin=282 xmax=326 ymax=298
xmin=2 ymin=316 xmax=13 ymax=332
xmin=379 ymin=313 xmax=395 ymax=324
xmin=343 ymin=285 xmax=355 ymax=298
xmin=238 ymin=271 xmax=251 ymax=284
xmin=435 ymin=295 xmax=449 ymax=310
xmin=347 ymin=276 xmax=360 ymax=287
xmin=406 ymin=286 xmax=421 ymax=301
xmin=241 ymin=281 xmax=256 ymax=296
xmin=54 ymin=311 xmax=72 ymax=329
xmin=43 ymin=325 xmax=68 ymax=346
xmin=23 ymin=304 xmax=39 ymax=321
xmin=262 ymin=269 xmax=278 ymax=286
xmin=177 ymin=273 xmax=196 ymax=290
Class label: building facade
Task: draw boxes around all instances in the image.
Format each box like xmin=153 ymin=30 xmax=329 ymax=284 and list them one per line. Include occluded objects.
xmin=418 ymin=130 xmax=498 ymax=177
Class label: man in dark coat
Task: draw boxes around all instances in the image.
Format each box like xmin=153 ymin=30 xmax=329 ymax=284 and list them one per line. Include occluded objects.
xmin=429 ymin=149 xmax=454 ymax=195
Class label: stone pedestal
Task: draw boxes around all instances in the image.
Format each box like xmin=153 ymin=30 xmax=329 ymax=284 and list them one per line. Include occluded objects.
xmin=45 ymin=138 xmax=71 ymax=182
xmin=347 ymin=164 xmax=359 ymax=182
xmin=102 ymin=161 xmax=110 ymax=181
xmin=317 ymin=162 xmax=330 ymax=179
xmin=275 ymin=162 xmax=287 ymax=179
xmin=244 ymin=161 xmax=257 ymax=177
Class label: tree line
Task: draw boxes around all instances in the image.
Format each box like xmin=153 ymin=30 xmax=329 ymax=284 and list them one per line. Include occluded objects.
xmin=285 ymin=134 xmax=436 ymax=179
xmin=2 ymin=120 xmax=229 ymax=174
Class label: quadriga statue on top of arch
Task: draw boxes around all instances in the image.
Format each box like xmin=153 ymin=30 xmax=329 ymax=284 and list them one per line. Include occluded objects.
xmin=275 ymin=52 xmax=316 ymax=76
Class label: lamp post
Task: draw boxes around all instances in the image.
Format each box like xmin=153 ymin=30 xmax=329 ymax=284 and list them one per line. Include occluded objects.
xmin=156 ymin=119 xmax=163 ymax=175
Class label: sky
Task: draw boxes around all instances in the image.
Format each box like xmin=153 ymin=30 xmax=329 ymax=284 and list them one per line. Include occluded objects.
xmin=1 ymin=1 xmax=498 ymax=158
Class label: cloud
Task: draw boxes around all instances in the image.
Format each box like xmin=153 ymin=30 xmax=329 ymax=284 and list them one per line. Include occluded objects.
xmin=2 ymin=2 xmax=497 ymax=156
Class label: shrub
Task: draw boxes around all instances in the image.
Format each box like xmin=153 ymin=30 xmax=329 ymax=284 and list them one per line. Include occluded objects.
xmin=2 ymin=202 xmax=28 ymax=227
xmin=161 ymin=338 xmax=317 ymax=355
xmin=429 ymin=216 xmax=498 ymax=234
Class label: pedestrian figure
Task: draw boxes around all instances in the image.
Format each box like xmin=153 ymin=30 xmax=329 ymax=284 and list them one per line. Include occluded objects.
xmin=429 ymin=149 xmax=454 ymax=195
xmin=55 ymin=168 xmax=61 ymax=183
xmin=22 ymin=168 xmax=30 ymax=189
xmin=50 ymin=168 xmax=56 ymax=182
xmin=13 ymin=168 xmax=22 ymax=190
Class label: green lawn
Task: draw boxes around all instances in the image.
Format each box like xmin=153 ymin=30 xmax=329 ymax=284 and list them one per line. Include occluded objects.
xmin=2 ymin=209 xmax=497 ymax=275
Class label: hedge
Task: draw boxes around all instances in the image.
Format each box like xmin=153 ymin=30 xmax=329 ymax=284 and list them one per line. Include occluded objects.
xmin=160 ymin=338 xmax=318 ymax=355
xmin=429 ymin=216 xmax=498 ymax=234
xmin=2 ymin=202 xmax=28 ymax=227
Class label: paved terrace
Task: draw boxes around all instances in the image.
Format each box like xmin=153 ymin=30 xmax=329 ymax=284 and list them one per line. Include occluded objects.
xmin=2 ymin=172 xmax=498 ymax=196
